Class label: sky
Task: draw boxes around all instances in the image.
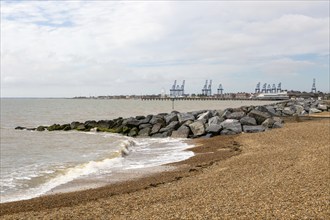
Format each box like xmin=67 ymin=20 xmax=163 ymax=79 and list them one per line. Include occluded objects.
xmin=1 ymin=0 xmax=329 ymax=97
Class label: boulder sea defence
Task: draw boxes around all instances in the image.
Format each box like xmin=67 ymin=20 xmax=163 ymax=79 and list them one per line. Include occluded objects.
xmin=15 ymin=99 xmax=330 ymax=138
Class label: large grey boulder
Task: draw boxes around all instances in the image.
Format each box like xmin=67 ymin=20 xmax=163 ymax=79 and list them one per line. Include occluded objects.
xmin=265 ymin=106 xmax=276 ymax=115
xmin=227 ymin=111 xmax=245 ymax=120
xmin=292 ymin=105 xmax=304 ymax=115
xmin=183 ymin=120 xmax=194 ymax=127
xmin=272 ymin=117 xmax=284 ymax=128
xmin=261 ymin=118 xmax=275 ymax=129
xmin=247 ymin=110 xmax=271 ymax=125
xmin=282 ymin=107 xmax=294 ymax=116
xmin=220 ymin=119 xmax=242 ymax=135
xmin=111 ymin=118 xmax=123 ymax=129
xmin=317 ymin=104 xmax=328 ymax=111
xmin=15 ymin=126 xmax=26 ymax=130
xmin=84 ymin=120 xmax=98 ymax=129
xmin=215 ymin=109 xmax=225 ymax=117
xmin=197 ymin=111 xmax=212 ymax=121
xmin=123 ymin=117 xmax=140 ymax=127
xmin=206 ymin=124 xmax=222 ymax=134
xmin=36 ymin=126 xmax=47 ymax=131
xmin=139 ymin=123 xmax=152 ymax=130
xmin=149 ymin=116 xmax=165 ymax=126
xmin=243 ymin=125 xmax=265 ymax=133
xmin=159 ymin=121 xmax=180 ymax=133
xmin=164 ymin=113 xmax=178 ymax=125
xmin=190 ymin=110 xmax=206 ymax=118
xmin=303 ymin=105 xmax=311 ymax=112
xmin=150 ymin=123 xmax=163 ymax=135
xmin=76 ymin=124 xmax=86 ymax=131
xmin=71 ymin=121 xmax=82 ymax=129
xmin=273 ymin=117 xmax=283 ymax=124
xmin=309 ymin=108 xmax=322 ymax=114
xmin=171 ymin=125 xmax=191 ymax=138
xmin=240 ymin=116 xmax=257 ymax=126
xmin=161 ymin=130 xmax=173 ymax=137
xmin=128 ymin=127 xmax=139 ymax=137
xmin=285 ymin=101 xmax=294 ymax=107
xmin=135 ymin=115 xmax=145 ymax=120
xmin=139 ymin=115 xmax=152 ymax=124
xmin=221 ymin=109 xmax=233 ymax=119
xmin=210 ymin=110 xmax=220 ymax=117
xmin=189 ymin=121 xmax=206 ymax=136
xmin=178 ymin=113 xmax=195 ymax=124
xmin=208 ymin=116 xmax=223 ymax=125
xmin=273 ymin=122 xmax=283 ymax=128
xmin=255 ymin=106 xmax=269 ymax=113
xmin=138 ymin=127 xmax=151 ymax=137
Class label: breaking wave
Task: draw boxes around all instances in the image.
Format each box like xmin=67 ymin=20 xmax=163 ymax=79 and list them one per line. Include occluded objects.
xmin=1 ymin=140 xmax=135 ymax=203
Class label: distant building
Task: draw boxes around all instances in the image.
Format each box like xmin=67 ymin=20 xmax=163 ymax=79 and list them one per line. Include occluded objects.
xmin=235 ymin=92 xmax=252 ymax=99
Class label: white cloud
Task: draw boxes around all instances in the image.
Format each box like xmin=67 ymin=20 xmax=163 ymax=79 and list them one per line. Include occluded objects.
xmin=1 ymin=1 xmax=329 ymax=97
xmin=260 ymin=58 xmax=315 ymax=76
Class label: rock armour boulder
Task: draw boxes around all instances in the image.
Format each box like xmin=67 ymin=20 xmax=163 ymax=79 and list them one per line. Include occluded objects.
xmin=33 ymin=98 xmax=330 ymax=139
xmin=220 ymin=119 xmax=242 ymax=135
xmin=189 ymin=121 xmax=206 ymax=136
xmin=171 ymin=125 xmax=191 ymax=138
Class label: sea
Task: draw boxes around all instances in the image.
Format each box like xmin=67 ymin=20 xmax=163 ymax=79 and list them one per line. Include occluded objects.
xmin=0 ymin=98 xmax=276 ymax=203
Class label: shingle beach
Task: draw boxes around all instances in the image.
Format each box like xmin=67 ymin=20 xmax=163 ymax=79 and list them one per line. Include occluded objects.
xmin=1 ymin=117 xmax=329 ymax=219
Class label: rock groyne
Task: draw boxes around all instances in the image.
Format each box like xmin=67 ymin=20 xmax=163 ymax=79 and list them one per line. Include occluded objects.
xmin=16 ymin=99 xmax=330 ymax=138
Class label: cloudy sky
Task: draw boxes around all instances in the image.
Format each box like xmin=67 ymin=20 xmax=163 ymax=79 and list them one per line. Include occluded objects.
xmin=1 ymin=1 xmax=329 ymax=97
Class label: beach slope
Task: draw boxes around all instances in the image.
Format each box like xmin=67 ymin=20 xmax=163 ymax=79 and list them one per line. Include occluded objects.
xmin=1 ymin=119 xmax=329 ymax=219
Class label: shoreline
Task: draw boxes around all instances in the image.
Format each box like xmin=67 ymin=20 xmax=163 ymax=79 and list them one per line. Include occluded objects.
xmin=0 ymin=131 xmax=241 ymax=216
xmin=1 ymin=116 xmax=329 ymax=218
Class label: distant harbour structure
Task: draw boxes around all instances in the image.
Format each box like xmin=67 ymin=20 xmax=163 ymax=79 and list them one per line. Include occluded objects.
xmin=255 ymin=82 xmax=261 ymax=93
xmin=170 ymin=80 xmax=185 ymax=97
xmin=202 ymin=80 xmax=212 ymax=96
xmin=217 ymin=84 xmax=224 ymax=96
xmin=256 ymin=82 xmax=282 ymax=94
xmin=311 ymin=78 xmax=316 ymax=93
xmin=277 ymin=83 xmax=282 ymax=93
xmin=254 ymin=82 xmax=288 ymax=100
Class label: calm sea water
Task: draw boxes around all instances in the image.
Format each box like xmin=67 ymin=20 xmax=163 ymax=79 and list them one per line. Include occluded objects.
xmin=0 ymin=98 xmax=275 ymax=203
